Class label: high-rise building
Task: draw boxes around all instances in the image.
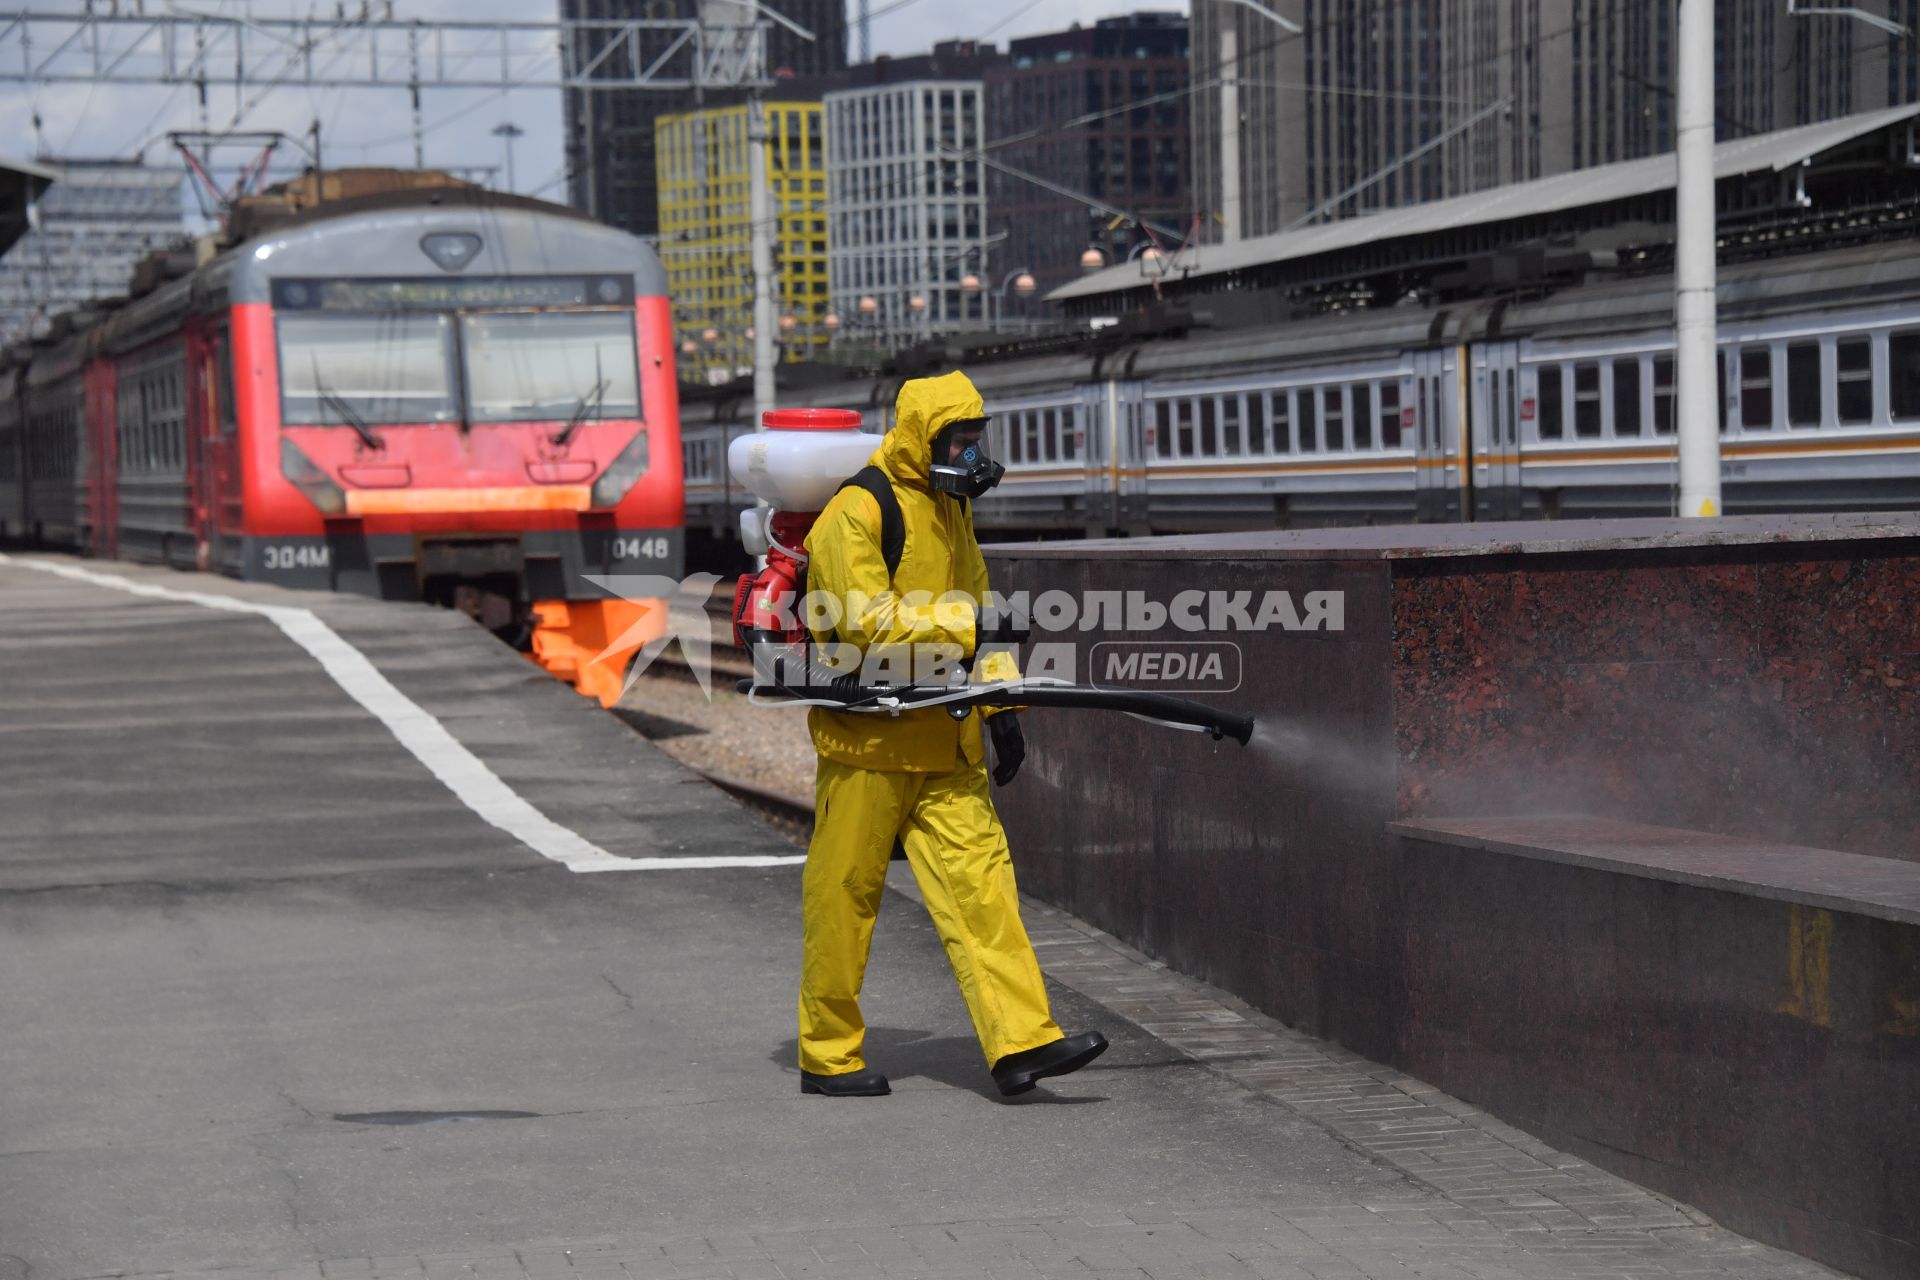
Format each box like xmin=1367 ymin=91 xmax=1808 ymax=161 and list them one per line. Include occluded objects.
xmin=561 ymin=0 xmax=845 ymax=238
xmin=1188 ymin=0 xmax=1920 ymax=242
xmin=656 ymin=94 xmax=829 ymax=381
xmin=825 ymin=42 xmax=1000 ymax=351
xmin=984 ymin=14 xmax=1190 ymax=300
xmin=0 ymin=159 xmax=184 ymax=346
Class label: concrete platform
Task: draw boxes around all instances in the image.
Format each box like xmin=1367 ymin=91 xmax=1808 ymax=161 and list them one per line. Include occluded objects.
xmin=0 ymin=554 xmax=1838 ymax=1280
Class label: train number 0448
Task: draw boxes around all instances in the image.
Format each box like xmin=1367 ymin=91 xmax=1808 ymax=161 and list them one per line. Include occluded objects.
xmin=263 ymin=544 xmax=331 ymax=570
xmin=612 ymin=536 xmax=671 ymax=560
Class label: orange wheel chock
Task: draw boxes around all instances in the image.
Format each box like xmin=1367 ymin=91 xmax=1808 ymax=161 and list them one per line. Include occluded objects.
xmin=528 ymin=597 xmax=666 ymax=708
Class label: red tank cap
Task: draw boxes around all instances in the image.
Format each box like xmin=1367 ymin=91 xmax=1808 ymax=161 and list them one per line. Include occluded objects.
xmin=762 ymin=407 xmax=864 ymax=431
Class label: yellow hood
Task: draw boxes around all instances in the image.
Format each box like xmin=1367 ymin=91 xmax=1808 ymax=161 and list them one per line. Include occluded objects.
xmin=876 ymin=370 xmax=985 ymax=490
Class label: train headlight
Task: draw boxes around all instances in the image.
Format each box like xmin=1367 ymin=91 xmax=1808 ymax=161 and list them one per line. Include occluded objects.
xmin=590 ymin=428 xmax=651 ymax=508
xmin=280 ymin=437 xmax=346 ymax=515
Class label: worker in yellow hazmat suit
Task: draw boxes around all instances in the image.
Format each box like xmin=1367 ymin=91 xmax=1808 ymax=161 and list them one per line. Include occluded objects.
xmin=797 ymin=370 xmax=1108 ymax=1098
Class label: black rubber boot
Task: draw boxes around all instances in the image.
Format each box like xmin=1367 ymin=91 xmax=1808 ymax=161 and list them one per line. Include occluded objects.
xmin=800 ymin=1068 xmax=891 ymax=1097
xmin=990 ymin=1030 xmax=1109 ymax=1097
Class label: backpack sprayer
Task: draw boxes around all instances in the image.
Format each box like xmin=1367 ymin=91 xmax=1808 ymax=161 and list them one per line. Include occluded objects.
xmin=726 ymin=408 xmax=1254 ymax=746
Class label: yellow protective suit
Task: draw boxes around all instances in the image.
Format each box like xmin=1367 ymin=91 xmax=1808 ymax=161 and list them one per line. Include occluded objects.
xmin=797 ymin=370 xmax=1063 ymax=1077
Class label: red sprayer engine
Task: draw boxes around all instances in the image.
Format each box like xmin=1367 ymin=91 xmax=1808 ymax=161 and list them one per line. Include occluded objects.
xmin=728 ymin=409 xmax=878 ymax=650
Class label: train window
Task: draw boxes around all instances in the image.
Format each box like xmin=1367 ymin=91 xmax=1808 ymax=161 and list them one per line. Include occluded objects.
xmin=1297 ymin=389 xmax=1317 ymax=452
xmin=215 ymin=333 xmax=240 ymax=437
xmin=1323 ymin=387 xmax=1345 ymax=451
xmin=1418 ymin=379 xmax=1432 ymax=449
xmin=1380 ymin=383 xmax=1401 ymax=448
xmin=1889 ymin=330 xmax=1920 ymax=420
xmin=1247 ymin=393 xmax=1267 ymax=453
xmin=1177 ymin=399 xmax=1196 ymax=457
xmin=1537 ymin=364 xmax=1563 ymax=439
xmin=1786 ymin=342 xmax=1821 ymax=427
xmin=1653 ymin=355 xmax=1675 ymax=433
xmin=1153 ymin=401 xmax=1171 ymax=458
xmin=1353 ymin=384 xmax=1374 ymax=449
xmin=462 ymin=312 xmax=640 ymax=424
xmin=1717 ymin=350 xmax=1729 ymax=434
xmin=1041 ymin=408 xmax=1057 ymax=463
xmin=1739 ymin=345 xmax=1773 ymax=430
xmin=1573 ymin=363 xmax=1602 ymax=438
xmin=1613 ymin=359 xmax=1642 ymax=436
xmin=1061 ymin=408 xmax=1079 ymax=462
xmin=1006 ymin=412 xmax=1024 ymax=463
xmin=1199 ymin=398 xmax=1218 ymax=455
xmin=1221 ymin=395 xmax=1242 ymax=455
xmin=280 ymin=313 xmax=457 ymax=425
xmin=1837 ymin=337 xmax=1873 ymax=424
xmin=1271 ymin=391 xmax=1291 ymax=453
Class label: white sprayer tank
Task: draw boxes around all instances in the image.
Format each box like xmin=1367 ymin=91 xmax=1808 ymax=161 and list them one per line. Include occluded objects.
xmin=727 ymin=408 xmax=877 ymax=512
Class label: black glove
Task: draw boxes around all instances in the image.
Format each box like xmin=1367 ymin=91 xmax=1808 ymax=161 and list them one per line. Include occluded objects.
xmin=977 ymin=599 xmax=1031 ymax=646
xmin=989 ymin=711 xmax=1026 ymax=786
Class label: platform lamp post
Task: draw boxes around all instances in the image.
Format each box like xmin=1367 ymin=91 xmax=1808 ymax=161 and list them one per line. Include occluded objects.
xmin=964 ymin=267 xmax=1037 ymax=333
xmin=1674 ymin=0 xmax=1720 ymax=518
xmin=491 ymin=121 xmax=523 ymax=192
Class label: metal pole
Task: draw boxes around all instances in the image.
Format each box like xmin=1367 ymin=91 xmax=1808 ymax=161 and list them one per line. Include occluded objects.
xmin=748 ymin=98 xmax=777 ymax=425
xmin=1674 ymin=0 xmax=1720 ymax=517
xmin=492 ymin=120 xmax=523 ymax=191
xmin=409 ymin=22 xmax=424 ymax=168
xmin=1219 ymin=22 xmax=1239 ymax=243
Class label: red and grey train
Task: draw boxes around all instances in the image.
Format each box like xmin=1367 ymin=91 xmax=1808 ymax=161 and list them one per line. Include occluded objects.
xmin=0 ymin=189 xmax=682 ymax=702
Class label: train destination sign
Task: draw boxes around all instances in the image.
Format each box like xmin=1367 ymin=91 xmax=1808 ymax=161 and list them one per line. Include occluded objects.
xmin=271 ymin=275 xmax=635 ymax=312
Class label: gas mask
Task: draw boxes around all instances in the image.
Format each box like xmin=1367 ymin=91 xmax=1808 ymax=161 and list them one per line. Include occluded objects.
xmin=928 ymin=417 xmax=1005 ymax=499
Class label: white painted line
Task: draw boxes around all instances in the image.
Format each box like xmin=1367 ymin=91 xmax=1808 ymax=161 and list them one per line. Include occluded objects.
xmin=0 ymin=554 xmax=808 ymax=874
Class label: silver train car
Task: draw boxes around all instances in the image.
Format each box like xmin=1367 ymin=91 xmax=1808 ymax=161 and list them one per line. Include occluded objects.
xmin=681 ymin=239 xmax=1920 ymax=542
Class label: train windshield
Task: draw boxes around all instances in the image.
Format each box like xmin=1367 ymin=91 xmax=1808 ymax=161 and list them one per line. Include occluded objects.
xmin=461 ymin=311 xmax=641 ymax=424
xmin=278 ymin=313 xmax=458 ymax=425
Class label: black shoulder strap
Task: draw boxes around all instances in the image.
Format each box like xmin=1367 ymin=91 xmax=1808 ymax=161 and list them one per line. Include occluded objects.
xmin=834 ymin=465 xmax=905 ymax=583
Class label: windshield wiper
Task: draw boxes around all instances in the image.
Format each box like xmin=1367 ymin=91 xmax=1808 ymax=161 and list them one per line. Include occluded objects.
xmin=311 ymin=358 xmax=384 ymax=451
xmin=551 ymin=349 xmax=607 ymax=447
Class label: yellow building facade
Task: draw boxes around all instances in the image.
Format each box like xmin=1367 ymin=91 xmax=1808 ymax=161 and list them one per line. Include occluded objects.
xmin=655 ymin=100 xmax=830 ymax=382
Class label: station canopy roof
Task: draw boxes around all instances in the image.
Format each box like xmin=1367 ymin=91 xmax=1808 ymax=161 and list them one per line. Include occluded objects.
xmin=0 ymin=154 xmax=57 ymax=257
xmin=1050 ymin=102 xmax=1920 ymax=303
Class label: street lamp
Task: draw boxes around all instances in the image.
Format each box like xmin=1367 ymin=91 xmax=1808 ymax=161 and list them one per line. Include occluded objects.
xmin=1080 ymin=247 xmax=1108 ymax=273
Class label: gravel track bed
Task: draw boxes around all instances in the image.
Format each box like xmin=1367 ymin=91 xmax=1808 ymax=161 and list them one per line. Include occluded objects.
xmin=612 ymin=669 xmax=818 ymax=807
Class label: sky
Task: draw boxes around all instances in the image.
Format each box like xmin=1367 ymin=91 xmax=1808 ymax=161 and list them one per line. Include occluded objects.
xmin=0 ymin=0 xmax=1148 ymax=211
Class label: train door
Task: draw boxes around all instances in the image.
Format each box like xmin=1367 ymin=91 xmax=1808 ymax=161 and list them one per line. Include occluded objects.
xmin=1471 ymin=342 xmax=1525 ymax=520
xmin=200 ymin=329 xmax=242 ymax=574
xmin=84 ymin=357 xmax=118 ymax=558
xmin=1110 ymin=380 xmax=1150 ymax=534
xmin=1411 ymin=349 xmax=1464 ymax=522
xmin=1075 ymin=382 xmax=1108 ymax=537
